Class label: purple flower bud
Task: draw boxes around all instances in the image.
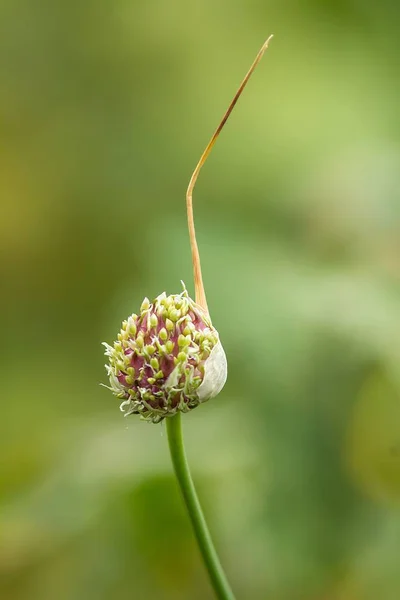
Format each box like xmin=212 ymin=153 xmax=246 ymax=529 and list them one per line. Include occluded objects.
xmin=103 ymin=285 xmax=227 ymax=423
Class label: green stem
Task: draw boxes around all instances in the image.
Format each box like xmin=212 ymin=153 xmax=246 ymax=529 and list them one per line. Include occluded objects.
xmin=166 ymin=412 xmax=236 ymax=600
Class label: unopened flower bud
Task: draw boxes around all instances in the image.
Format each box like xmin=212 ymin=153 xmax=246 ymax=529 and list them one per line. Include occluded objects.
xmin=103 ymin=284 xmax=227 ymax=423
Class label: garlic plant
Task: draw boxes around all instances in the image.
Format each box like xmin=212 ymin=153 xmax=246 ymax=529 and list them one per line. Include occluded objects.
xmin=102 ymin=36 xmax=273 ymax=600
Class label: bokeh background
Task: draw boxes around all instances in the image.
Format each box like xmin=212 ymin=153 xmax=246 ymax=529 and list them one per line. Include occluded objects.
xmin=1 ymin=1 xmax=400 ymax=599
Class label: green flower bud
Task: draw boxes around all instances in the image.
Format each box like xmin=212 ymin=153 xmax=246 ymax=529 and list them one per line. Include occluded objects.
xmin=102 ymin=284 xmax=227 ymax=423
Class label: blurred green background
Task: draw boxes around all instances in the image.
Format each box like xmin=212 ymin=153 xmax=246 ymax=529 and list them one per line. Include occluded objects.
xmin=1 ymin=1 xmax=400 ymax=599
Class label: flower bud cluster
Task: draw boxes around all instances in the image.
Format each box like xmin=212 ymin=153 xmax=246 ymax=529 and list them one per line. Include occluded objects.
xmin=103 ymin=285 xmax=227 ymax=423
